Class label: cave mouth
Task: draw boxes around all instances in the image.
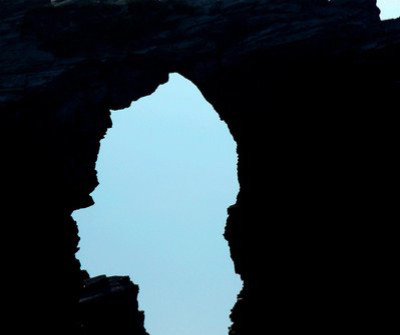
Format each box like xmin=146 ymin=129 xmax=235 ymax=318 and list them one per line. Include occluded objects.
xmin=73 ymin=73 xmax=242 ymax=335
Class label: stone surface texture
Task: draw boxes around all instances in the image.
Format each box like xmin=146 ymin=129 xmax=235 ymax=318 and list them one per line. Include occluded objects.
xmin=0 ymin=1 xmax=398 ymax=334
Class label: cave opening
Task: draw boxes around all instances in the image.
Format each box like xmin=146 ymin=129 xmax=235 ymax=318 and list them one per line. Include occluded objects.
xmin=73 ymin=73 xmax=242 ymax=335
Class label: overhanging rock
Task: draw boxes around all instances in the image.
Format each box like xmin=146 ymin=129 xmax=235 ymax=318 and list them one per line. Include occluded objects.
xmin=0 ymin=1 xmax=398 ymax=334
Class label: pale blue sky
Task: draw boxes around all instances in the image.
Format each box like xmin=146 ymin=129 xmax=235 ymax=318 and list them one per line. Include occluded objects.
xmin=378 ymin=0 xmax=400 ymax=19
xmin=73 ymin=3 xmax=398 ymax=335
xmin=73 ymin=73 xmax=241 ymax=335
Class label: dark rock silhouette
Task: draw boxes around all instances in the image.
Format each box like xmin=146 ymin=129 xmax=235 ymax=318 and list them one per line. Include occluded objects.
xmin=79 ymin=275 xmax=148 ymax=335
xmin=0 ymin=1 xmax=398 ymax=334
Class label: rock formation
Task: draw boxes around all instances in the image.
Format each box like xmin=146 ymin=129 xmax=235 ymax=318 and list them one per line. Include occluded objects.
xmin=79 ymin=275 xmax=148 ymax=335
xmin=1 ymin=1 xmax=398 ymax=334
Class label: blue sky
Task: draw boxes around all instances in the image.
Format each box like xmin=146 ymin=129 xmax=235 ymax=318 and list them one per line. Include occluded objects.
xmin=378 ymin=0 xmax=400 ymax=19
xmin=73 ymin=3 xmax=398 ymax=335
xmin=73 ymin=73 xmax=241 ymax=335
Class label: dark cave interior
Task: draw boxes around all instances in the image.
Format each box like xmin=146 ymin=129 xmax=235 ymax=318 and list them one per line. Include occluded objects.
xmin=0 ymin=1 xmax=398 ymax=334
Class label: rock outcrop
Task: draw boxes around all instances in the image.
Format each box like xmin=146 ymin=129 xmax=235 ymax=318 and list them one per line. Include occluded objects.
xmin=1 ymin=1 xmax=398 ymax=334
xmin=79 ymin=275 xmax=148 ymax=335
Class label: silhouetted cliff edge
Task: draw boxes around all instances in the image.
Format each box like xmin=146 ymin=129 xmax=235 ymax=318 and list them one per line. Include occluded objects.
xmin=1 ymin=1 xmax=398 ymax=334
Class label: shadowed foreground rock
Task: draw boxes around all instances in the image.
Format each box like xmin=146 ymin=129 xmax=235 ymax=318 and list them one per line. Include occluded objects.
xmin=79 ymin=275 xmax=148 ymax=335
xmin=0 ymin=1 xmax=398 ymax=334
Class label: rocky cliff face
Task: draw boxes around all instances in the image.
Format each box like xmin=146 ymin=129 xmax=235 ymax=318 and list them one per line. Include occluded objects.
xmin=79 ymin=275 xmax=148 ymax=335
xmin=1 ymin=1 xmax=398 ymax=334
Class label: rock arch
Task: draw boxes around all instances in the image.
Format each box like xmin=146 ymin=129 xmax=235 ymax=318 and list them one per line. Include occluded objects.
xmin=1 ymin=1 xmax=399 ymax=334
